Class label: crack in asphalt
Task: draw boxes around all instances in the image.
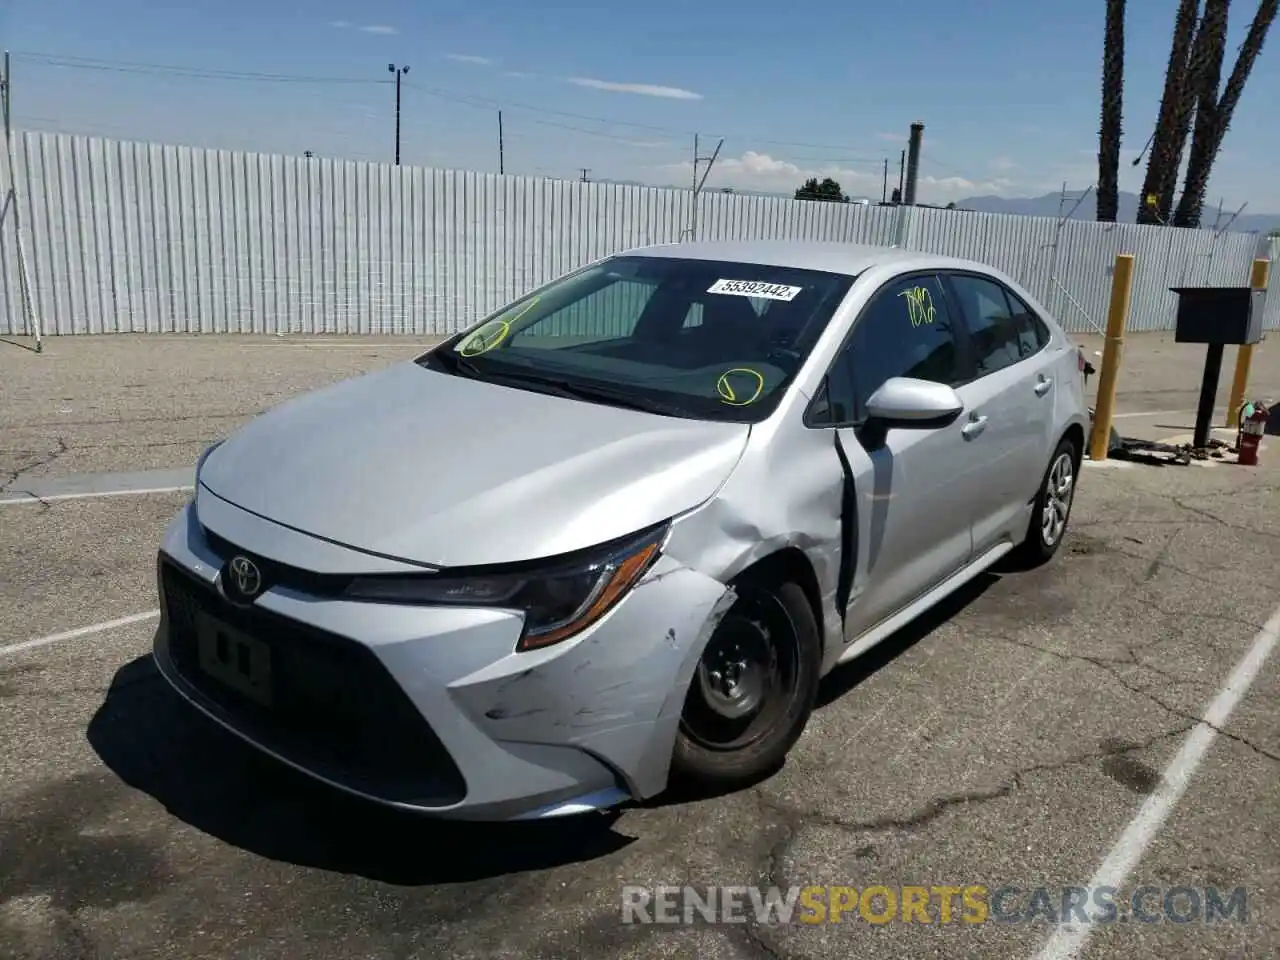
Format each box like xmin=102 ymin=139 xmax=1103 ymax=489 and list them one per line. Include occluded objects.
xmin=1170 ymin=495 xmax=1280 ymax=541
xmin=986 ymin=632 xmax=1279 ymax=764
xmin=730 ymin=727 xmax=1191 ymax=960
xmin=1 ymin=437 xmax=68 ymax=493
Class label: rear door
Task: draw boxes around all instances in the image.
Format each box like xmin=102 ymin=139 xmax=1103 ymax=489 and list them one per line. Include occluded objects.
xmin=941 ymin=271 xmax=1058 ymax=553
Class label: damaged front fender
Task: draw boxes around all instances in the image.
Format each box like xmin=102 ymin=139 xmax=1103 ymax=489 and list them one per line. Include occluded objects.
xmin=446 ymin=554 xmax=737 ymax=802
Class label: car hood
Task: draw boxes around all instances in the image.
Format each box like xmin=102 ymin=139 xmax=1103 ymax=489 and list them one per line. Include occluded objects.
xmin=198 ymin=361 xmax=750 ymax=568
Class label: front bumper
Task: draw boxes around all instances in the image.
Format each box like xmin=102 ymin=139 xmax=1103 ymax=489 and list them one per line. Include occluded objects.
xmin=152 ymin=499 xmax=733 ymax=821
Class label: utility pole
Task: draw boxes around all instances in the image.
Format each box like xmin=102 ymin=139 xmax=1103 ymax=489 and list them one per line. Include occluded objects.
xmin=1 ymin=50 xmax=42 ymax=351
xmin=897 ymin=149 xmax=905 ymax=202
xmin=580 ymin=168 xmax=590 ymax=182
xmin=903 ymin=121 xmax=924 ymax=206
xmin=881 ymin=157 xmax=888 ymax=203
xmin=1 ymin=50 xmax=9 ymax=140
xmin=497 ymin=110 xmax=504 ymax=175
xmin=689 ymin=133 xmax=723 ymax=241
xmin=387 ymin=63 xmax=409 ymax=165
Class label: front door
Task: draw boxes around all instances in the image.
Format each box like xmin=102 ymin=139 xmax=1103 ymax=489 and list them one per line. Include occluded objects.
xmin=812 ymin=272 xmax=988 ymax=643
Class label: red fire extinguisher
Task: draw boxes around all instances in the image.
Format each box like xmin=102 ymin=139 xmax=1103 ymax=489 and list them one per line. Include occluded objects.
xmin=1236 ymin=401 xmax=1269 ymax=466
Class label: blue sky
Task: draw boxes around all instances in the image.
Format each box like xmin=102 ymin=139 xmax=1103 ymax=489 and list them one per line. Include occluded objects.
xmin=1 ymin=0 xmax=1278 ymax=210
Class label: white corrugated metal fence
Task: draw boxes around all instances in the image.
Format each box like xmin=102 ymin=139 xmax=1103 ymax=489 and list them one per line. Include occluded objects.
xmin=0 ymin=130 xmax=1274 ymax=337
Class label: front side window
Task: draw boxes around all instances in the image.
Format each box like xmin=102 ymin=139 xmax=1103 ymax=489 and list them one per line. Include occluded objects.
xmin=418 ymin=256 xmax=855 ymax=422
xmin=818 ymin=273 xmax=964 ymax=424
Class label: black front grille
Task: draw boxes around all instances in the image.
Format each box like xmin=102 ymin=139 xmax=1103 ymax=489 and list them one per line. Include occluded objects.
xmin=202 ymin=528 xmax=353 ymax=596
xmin=160 ymin=557 xmax=467 ymax=806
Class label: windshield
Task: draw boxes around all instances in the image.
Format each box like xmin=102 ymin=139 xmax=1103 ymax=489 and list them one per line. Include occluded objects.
xmin=417 ymin=255 xmax=855 ymax=422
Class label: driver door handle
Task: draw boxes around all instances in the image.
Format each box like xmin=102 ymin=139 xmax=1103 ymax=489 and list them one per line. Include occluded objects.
xmin=961 ymin=414 xmax=988 ymax=440
xmin=1034 ymin=375 xmax=1053 ymax=397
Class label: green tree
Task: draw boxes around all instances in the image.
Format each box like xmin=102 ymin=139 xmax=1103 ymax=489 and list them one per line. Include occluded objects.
xmin=795 ymin=177 xmax=849 ymax=202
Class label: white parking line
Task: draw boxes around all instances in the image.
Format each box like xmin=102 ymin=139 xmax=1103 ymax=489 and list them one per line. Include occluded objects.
xmin=0 ymin=610 xmax=160 ymax=658
xmin=1032 ymin=601 xmax=1280 ymax=960
xmin=0 ymin=485 xmax=193 ymax=507
xmin=1110 ymin=409 xmax=1196 ymax=420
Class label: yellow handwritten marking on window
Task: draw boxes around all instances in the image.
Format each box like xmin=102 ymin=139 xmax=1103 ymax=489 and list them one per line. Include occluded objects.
xmin=716 ymin=367 xmax=766 ymax=406
xmin=457 ymin=297 xmax=541 ymax=356
xmin=899 ymin=285 xmax=937 ymax=328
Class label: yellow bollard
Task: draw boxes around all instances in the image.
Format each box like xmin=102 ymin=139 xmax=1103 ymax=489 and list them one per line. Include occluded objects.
xmin=1089 ymin=253 xmax=1136 ymax=462
xmin=1225 ymin=258 xmax=1271 ymax=428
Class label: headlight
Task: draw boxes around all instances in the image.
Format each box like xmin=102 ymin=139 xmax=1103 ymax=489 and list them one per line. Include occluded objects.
xmin=342 ymin=522 xmax=669 ymax=651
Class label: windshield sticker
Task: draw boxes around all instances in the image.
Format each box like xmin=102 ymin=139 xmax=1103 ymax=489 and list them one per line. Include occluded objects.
xmin=899 ymin=285 xmax=937 ymax=327
xmin=716 ymin=367 xmax=766 ymax=406
xmin=456 ymin=297 xmax=540 ymax=357
xmin=707 ymin=279 xmax=803 ymax=302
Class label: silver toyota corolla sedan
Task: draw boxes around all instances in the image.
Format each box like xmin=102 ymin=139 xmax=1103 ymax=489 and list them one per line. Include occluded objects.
xmin=153 ymin=240 xmax=1091 ymax=820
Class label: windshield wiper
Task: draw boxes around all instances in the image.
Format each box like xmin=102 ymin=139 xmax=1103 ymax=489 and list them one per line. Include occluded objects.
xmin=423 ymin=348 xmax=483 ymax=379
xmin=485 ymin=369 xmax=693 ymax=418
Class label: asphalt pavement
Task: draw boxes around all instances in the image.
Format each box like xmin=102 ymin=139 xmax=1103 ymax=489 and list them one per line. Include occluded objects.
xmin=1 ymin=331 xmax=1278 ymax=960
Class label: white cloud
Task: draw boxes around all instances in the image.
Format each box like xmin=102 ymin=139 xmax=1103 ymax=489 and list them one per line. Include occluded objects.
xmin=991 ymin=156 xmax=1017 ymax=172
xmin=876 ymin=132 xmax=905 ymax=142
xmin=447 ymin=54 xmax=494 ymax=65
xmin=329 ymin=21 xmax=398 ymax=34
xmin=654 ymin=150 xmax=1019 ymax=203
xmin=568 ymin=77 xmax=703 ymax=100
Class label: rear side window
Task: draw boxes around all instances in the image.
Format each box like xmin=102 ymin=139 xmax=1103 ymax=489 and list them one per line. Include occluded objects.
xmin=1005 ymin=289 xmax=1052 ymax=356
xmin=947 ymin=274 xmax=1026 ymax=377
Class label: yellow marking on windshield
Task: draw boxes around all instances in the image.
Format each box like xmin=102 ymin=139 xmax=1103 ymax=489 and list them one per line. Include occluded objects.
xmin=457 ymin=297 xmax=541 ymax=356
xmin=716 ymin=367 xmax=766 ymax=406
xmin=899 ymin=286 xmax=937 ymax=327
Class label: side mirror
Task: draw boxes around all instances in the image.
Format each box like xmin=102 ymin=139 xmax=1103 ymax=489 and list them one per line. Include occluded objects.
xmin=864 ymin=377 xmax=964 ymax=429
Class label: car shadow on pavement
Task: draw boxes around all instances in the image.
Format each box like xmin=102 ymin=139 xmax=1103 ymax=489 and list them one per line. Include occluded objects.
xmin=816 ymin=570 xmax=999 ymax=708
xmin=648 ymin=571 xmax=1001 ymax=809
xmin=87 ymin=653 xmax=635 ymax=885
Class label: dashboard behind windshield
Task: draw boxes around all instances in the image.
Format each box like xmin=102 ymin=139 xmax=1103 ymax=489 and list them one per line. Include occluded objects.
xmin=419 ymin=255 xmax=856 ymax=422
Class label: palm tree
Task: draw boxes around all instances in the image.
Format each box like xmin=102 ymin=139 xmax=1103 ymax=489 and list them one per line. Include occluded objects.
xmin=1172 ymin=0 xmax=1278 ymax=227
xmin=1097 ymin=0 xmax=1127 ymax=222
xmin=1135 ymin=0 xmax=1200 ymax=225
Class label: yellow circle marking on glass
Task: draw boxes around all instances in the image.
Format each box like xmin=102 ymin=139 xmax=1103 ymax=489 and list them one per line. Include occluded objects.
xmin=458 ymin=318 xmax=511 ymax=357
xmin=457 ymin=296 xmax=541 ymax=357
xmin=716 ymin=367 xmax=766 ymax=406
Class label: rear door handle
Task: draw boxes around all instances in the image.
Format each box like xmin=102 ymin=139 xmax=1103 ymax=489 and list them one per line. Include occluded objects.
xmin=961 ymin=414 xmax=988 ymax=439
xmin=1034 ymin=376 xmax=1053 ymax=397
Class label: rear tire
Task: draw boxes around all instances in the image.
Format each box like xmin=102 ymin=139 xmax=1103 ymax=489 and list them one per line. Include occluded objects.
xmin=670 ymin=579 xmax=821 ymax=789
xmin=1016 ymin=437 xmax=1078 ymax=567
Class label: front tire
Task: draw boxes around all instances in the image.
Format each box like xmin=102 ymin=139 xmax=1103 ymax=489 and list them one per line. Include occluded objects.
xmin=670 ymin=580 xmax=821 ymax=789
xmin=1017 ymin=437 xmax=1078 ymax=567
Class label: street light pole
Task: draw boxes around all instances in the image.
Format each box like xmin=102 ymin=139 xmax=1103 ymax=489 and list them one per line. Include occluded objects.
xmin=387 ymin=63 xmax=409 ymax=165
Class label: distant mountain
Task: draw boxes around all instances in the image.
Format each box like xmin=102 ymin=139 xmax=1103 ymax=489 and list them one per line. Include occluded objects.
xmin=956 ymin=190 xmax=1280 ymax=236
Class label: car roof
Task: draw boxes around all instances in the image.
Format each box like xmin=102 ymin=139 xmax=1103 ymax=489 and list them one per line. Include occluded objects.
xmin=618 ymin=239 xmax=999 ymax=280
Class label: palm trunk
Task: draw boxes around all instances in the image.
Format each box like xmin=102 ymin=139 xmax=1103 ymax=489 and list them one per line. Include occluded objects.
xmin=1097 ymin=0 xmax=1126 ymax=222
xmin=1171 ymin=0 xmax=1231 ymax=228
xmin=1172 ymin=0 xmax=1274 ymax=227
xmin=1137 ymin=0 xmax=1199 ymax=225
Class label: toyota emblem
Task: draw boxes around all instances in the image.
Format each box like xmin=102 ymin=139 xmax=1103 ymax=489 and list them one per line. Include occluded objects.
xmin=226 ymin=555 xmax=263 ymax=600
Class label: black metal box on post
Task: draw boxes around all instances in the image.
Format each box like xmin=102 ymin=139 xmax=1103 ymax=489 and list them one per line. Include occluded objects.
xmin=1169 ymin=286 xmax=1266 ymax=449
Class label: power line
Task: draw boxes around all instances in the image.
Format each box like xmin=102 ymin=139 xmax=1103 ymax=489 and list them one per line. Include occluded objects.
xmin=11 ymin=52 xmax=388 ymax=85
xmin=14 ymin=50 xmax=890 ymax=158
